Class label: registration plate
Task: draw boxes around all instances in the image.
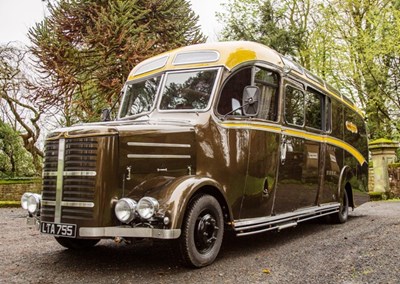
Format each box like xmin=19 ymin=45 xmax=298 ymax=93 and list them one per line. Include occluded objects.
xmin=40 ymin=222 xmax=77 ymax=238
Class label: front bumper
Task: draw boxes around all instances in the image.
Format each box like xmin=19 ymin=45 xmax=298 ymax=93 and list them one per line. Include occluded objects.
xmin=26 ymin=216 xmax=181 ymax=240
xmin=79 ymin=227 xmax=181 ymax=239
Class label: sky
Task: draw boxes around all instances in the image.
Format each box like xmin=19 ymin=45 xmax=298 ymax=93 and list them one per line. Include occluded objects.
xmin=0 ymin=0 xmax=228 ymax=45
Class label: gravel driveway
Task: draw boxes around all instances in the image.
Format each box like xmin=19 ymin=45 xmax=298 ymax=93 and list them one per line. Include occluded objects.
xmin=1 ymin=201 xmax=399 ymax=283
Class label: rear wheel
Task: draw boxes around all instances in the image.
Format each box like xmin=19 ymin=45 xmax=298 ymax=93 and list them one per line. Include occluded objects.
xmin=55 ymin=237 xmax=100 ymax=249
xmin=330 ymin=189 xmax=349 ymax=224
xmin=178 ymin=195 xmax=224 ymax=268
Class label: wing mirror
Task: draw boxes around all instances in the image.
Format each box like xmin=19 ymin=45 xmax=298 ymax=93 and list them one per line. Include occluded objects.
xmin=242 ymin=86 xmax=260 ymax=116
xmin=101 ymin=108 xmax=111 ymax=121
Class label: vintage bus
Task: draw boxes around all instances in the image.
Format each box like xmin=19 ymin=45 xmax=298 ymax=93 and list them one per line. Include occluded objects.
xmin=21 ymin=41 xmax=369 ymax=267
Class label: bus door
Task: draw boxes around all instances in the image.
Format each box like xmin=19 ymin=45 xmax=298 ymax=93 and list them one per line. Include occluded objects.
xmin=273 ymin=83 xmax=324 ymax=214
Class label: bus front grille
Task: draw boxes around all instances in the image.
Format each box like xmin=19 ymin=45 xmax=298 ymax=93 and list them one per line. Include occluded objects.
xmin=41 ymin=138 xmax=98 ymax=222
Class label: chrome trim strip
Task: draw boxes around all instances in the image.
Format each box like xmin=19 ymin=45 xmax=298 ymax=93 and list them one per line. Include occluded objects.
xmin=127 ymin=154 xmax=191 ymax=159
xmin=234 ymin=203 xmax=340 ymax=230
xmin=42 ymin=200 xmax=95 ymax=208
xmin=43 ymin=171 xmax=97 ymax=177
xmin=79 ymin=227 xmax=181 ymax=239
xmin=63 ymin=171 xmax=97 ymax=176
xmin=55 ymin=139 xmax=65 ymax=223
xmin=236 ymin=209 xmax=339 ymax=237
xmin=127 ymin=142 xmax=191 ymax=148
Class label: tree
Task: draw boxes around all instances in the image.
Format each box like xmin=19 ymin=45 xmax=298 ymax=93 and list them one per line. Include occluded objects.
xmin=218 ymin=0 xmax=400 ymax=140
xmin=323 ymin=0 xmax=400 ymax=138
xmin=29 ymin=0 xmax=205 ymax=125
xmin=0 ymin=44 xmax=44 ymax=175
xmin=217 ymin=0 xmax=316 ymax=68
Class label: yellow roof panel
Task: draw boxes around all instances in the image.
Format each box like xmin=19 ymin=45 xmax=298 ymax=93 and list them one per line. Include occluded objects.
xmin=127 ymin=41 xmax=284 ymax=81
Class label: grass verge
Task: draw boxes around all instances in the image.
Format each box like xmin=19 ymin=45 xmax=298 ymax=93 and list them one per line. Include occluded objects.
xmin=0 ymin=201 xmax=21 ymax=208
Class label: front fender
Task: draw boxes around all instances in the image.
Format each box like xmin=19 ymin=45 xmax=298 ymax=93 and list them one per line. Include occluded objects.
xmin=145 ymin=176 xmax=228 ymax=229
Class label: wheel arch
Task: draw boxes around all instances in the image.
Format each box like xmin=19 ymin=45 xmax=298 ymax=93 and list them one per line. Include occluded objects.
xmin=155 ymin=176 xmax=233 ymax=230
xmin=185 ymin=185 xmax=232 ymax=228
xmin=338 ymin=165 xmax=355 ymax=209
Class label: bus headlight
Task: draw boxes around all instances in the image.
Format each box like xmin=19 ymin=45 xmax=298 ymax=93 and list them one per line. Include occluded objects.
xmin=27 ymin=194 xmax=41 ymax=214
xmin=21 ymin=192 xmax=32 ymax=210
xmin=115 ymin=198 xmax=137 ymax=223
xmin=137 ymin=197 xmax=159 ymax=219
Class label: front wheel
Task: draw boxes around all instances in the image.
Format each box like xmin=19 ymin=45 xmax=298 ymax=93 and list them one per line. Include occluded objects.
xmin=55 ymin=237 xmax=100 ymax=249
xmin=178 ymin=195 xmax=224 ymax=268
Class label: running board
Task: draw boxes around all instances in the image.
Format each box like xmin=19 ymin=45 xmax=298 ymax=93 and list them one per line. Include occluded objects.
xmin=233 ymin=203 xmax=340 ymax=237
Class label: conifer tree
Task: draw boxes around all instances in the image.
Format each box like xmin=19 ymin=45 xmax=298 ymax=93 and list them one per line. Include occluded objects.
xmin=29 ymin=0 xmax=205 ymax=124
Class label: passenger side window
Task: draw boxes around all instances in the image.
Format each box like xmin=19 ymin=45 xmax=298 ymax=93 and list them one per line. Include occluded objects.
xmin=254 ymin=67 xmax=279 ymax=121
xmin=285 ymin=86 xmax=305 ymax=126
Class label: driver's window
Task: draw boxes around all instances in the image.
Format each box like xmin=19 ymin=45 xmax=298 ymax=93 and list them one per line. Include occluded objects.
xmin=217 ymin=66 xmax=279 ymax=120
xmin=217 ymin=67 xmax=251 ymax=116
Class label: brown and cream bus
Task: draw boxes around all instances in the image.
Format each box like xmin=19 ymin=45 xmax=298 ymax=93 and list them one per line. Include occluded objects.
xmin=22 ymin=41 xmax=369 ymax=267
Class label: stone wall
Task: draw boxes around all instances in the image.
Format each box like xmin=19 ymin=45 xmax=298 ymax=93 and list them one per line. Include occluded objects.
xmin=0 ymin=183 xmax=41 ymax=201
xmin=388 ymin=167 xmax=400 ymax=198
xmin=369 ymin=166 xmax=400 ymax=199
xmin=368 ymin=168 xmax=375 ymax=192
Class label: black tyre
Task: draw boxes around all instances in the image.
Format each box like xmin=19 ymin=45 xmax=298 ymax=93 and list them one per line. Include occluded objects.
xmin=55 ymin=237 xmax=100 ymax=249
xmin=330 ymin=189 xmax=349 ymax=224
xmin=178 ymin=195 xmax=224 ymax=268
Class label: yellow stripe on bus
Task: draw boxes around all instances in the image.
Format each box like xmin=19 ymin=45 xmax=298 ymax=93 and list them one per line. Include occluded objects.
xmin=221 ymin=122 xmax=366 ymax=165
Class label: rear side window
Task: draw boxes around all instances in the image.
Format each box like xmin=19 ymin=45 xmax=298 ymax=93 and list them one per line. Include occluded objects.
xmin=285 ymin=86 xmax=305 ymax=126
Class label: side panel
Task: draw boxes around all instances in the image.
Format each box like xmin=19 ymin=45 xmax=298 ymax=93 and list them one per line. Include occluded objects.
xmin=321 ymin=97 xmax=344 ymax=203
xmin=343 ymin=106 xmax=369 ymax=205
xmin=240 ymin=127 xmax=280 ymax=219
xmin=195 ymin=119 xmax=250 ymax=219
xmin=274 ymin=134 xmax=320 ymax=213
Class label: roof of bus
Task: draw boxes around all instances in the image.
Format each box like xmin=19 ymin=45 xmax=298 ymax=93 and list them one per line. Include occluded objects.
xmin=127 ymin=41 xmax=363 ymax=116
xmin=127 ymin=41 xmax=283 ymax=81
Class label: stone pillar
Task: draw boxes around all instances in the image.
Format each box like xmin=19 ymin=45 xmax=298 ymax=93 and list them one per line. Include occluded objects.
xmin=369 ymin=139 xmax=399 ymax=196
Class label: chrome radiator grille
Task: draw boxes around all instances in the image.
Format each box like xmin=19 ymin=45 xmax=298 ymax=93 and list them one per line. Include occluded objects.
xmin=41 ymin=138 xmax=98 ymax=223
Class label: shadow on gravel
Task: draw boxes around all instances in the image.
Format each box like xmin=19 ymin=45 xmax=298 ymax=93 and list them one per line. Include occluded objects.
xmin=218 ymin=213 xmax=368 ymax=262
xmin=25 ymin=214 xmax=369 ymax=274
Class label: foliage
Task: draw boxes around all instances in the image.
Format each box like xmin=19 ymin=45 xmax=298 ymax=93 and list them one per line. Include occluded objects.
xmin=0 ymin=121 xmax=37 ymax=177
xmin=218 ymin=0 xmax=400 ymax=140
xmin=29 ymin=0 xmax=205 ymax=125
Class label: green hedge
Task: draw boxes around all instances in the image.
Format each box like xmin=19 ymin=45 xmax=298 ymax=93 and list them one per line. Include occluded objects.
xmin=0 ymin=178 xmax=42 ymax=185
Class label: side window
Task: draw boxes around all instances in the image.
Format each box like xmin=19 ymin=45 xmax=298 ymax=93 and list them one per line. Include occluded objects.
xmin=285 ymin=86 xmax=305 ymax=126
xmin=305 ymin=89 xmax=331 ymax=132
xmin=254 ymin=67 xmax=279 ymax=121
xmin=325 ymin=97 xmax=332 ymax=132
xmin=217 ymin=67 xmax=251 ymax=116
xmin=305 ymin=91 xmax=322 ymax=130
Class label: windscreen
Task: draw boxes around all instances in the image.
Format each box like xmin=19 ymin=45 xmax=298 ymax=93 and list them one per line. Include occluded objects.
xmin=159 ymin=69 xmax=218 ymax=111
xmin=119 ymin=76 xmax=161 ymax=118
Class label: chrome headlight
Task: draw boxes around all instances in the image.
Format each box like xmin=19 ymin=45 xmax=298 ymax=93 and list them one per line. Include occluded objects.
xmin=27 ymin=193 xmax=41 ymax=214
xmin=137 ymin=197 xmax=159 ymax=219
xmin=115 ymin=198 xmax=137 ymax=223
xmin=21 ymin=192 xmax=32 ymax=210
